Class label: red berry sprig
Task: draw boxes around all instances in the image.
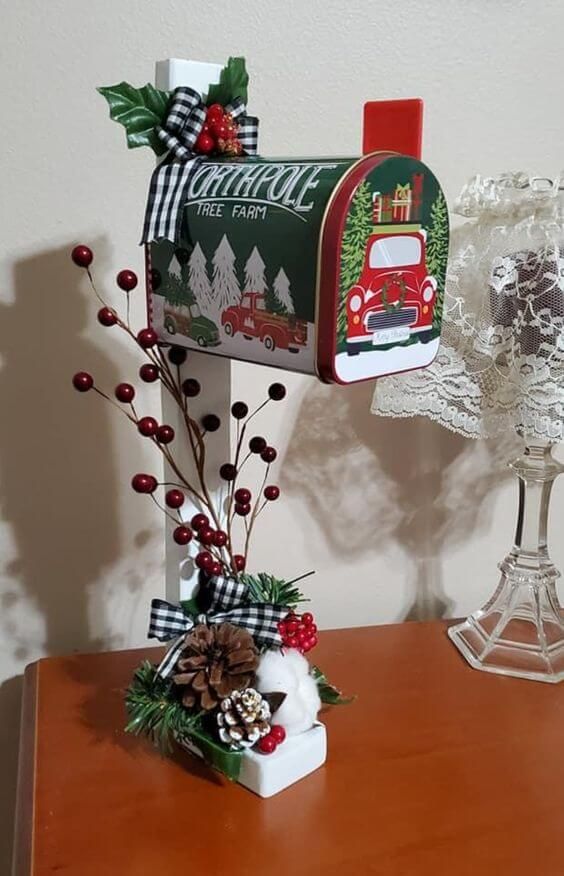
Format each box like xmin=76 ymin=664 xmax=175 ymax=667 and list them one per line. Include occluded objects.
xmin=258 ymin=724 xmax=286 ymax=755
xmin=194 ymin=104 xmax=243 ymax=158
xmin=278 ymin=611 xmax=318 ymax=654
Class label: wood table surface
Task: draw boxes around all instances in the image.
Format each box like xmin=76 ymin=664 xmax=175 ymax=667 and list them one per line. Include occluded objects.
xmin=12 ymin=621 xmax=564 ymax=876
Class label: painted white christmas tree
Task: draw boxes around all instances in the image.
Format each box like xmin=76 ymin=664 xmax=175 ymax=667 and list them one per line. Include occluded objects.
xmin=188 ymin=242 xmax=214 ymax=316
xmin=211 ymin=234 xmax=241 ymax=312
xmin=272 ymin=268 xmax=295 ymax=314
xmin=244 ymin=246 xmax=267 ymax=294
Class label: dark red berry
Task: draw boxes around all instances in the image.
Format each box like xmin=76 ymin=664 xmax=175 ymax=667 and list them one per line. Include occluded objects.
xmin=270 ymin=725 xmax=286 ymax=744
xmin=231 ymin=401 xmax=248 ymax=419
xmin=131 ymin=473 xmax=158 ymax=494
xmin=137 ymin=327 xmax=158 ymax=349
xmin=210 ymin=561 xmax=222 ymax=577
xmin=249 ymin=436 xmax=267 ymax=454
xmin=71 ymin=245 xmax=93 ymax=268
xmin=302 ymin=612 xmax=314 ymax=626
xmin=235 ymin=503 xmax=251 ymax=516
xmin=261 ymin=446 xmax=277 ymax=463
xmin=165 ymin=489 xmax=185 ymax=509
xmin=202 ymin=414 xmax=221 ymax=432
xmin=219 ymin=463 xmax=237 ymax=481
xmin=212 ymin=530 xmax=228 ymax=547
xmin=115 ymin=383 xmax=135 ymax=403
xmin=173 ymin=525 xmax=192 ymax=545
xmin=258 ymin=735 xmax=277 ymax=754
xmin=264 ymin=485 xmax=280 ymax=501
xmin=137 ymin=416 xmax=158 ymax=437
xmin=198 ymin=527 xmax=215 ymax=546
xmin=116 ymin=269 xmax=138 ymax=292
xmin=233 ymin=555 xmax=246 ymax=572
xmin=168 ymin=346 xmax=187 ymax=365
xmin=234 ymin=488 xmax=251 ymax=505
xmin=182 ymin=378 xmax=200 ymax=397
xmin=157 ymin=424 xmax=174 ymax=444
xmin=268 ymin=382 xmax=286 ymax=401
xmin=139 ymin=363 xmax=159 ymax=383
xmin=72 ymin=371 xmax=93 ymax=392
xmin=191 ymin=513 xmax=209 ymax=531
xmin=195 ymin=551 xmax=213 ymax=571
xmin=97 ymin=307 xmax=117 ymax=327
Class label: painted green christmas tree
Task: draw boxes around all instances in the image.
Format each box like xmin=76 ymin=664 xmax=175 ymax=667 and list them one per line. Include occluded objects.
xmin=337 ymin=181 xmax=373 ymax=349
xmin=425 ymin=190 xmax=449 ymax=333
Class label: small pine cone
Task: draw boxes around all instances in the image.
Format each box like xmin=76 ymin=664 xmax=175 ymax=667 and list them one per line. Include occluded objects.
xmin=216 ymin=688 xmax=271 ymax=750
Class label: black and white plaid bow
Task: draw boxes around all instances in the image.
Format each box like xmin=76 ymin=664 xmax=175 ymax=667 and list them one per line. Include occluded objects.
xmin=149 ymin=575 xmax=286 ymax=679
xmin=142 ymin=86 xmax=259 ymax=244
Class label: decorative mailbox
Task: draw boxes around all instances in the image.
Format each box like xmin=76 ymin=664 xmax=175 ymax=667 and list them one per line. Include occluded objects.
xmin=146 ymin=152 xmax=448 ymax=384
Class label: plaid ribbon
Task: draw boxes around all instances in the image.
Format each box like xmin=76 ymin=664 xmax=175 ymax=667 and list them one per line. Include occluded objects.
xmin=149 ymin=575 xmax=287 ymax=679
xmin=142 ymin=87 xmax=259 ymax=244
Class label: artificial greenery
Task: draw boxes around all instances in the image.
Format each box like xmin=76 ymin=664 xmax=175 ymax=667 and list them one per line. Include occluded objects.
xmin=206 ymin=57 xmax=249 ymax=107
xmin=98 ymin=82 xmax=171 ymax=154
xmin=312 ymin=666 xmax=355 ymax=705
xmin=241 ymin=571 xmax=313 ymax=608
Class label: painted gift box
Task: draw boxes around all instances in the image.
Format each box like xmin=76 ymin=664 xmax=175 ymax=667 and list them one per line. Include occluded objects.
xmin=146 ymin=152 xmax=448 ymax=384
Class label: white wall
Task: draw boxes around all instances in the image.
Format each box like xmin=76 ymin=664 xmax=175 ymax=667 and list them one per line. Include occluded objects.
xmin=2 ymin=0 xmax=564 ymax=867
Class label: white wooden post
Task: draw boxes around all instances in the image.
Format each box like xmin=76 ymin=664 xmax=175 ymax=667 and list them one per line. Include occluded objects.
xmin=155 ymin=59 xmax=232 ymax=603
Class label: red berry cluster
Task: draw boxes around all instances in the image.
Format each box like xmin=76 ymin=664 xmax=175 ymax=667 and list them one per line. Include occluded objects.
xmin=195 ymin=104 xmax=242 ymax=158
xmin=278 ymin=611 xmax=318 ymax=654
xmin=258 ymin=724 xmax=286 ymax=755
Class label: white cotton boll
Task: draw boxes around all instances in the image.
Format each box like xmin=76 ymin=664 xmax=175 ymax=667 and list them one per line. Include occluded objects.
xmin=256 ymin=649 xmax=321 ymax=736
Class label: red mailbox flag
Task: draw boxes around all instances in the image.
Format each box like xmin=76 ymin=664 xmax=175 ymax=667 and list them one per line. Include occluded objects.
xmin=363 ymin=99 xmax=423 ymax=159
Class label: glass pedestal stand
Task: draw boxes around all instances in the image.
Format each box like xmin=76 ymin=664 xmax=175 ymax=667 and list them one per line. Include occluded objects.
xmin=449 ymin=440 xmax=564 ymax=682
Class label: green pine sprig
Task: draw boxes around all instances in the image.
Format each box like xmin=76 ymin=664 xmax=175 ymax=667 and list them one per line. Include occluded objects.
xmin=240 ymin=570 xmax=314 ymax=608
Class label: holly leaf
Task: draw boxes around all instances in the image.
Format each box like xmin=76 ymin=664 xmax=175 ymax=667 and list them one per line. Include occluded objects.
xmin=180 ymin=598 xmax=200 ymax=618
xmin=312 ymin=666 xmax=355 ymax=706
xmin=206 ymin=57 xmax=249 ymax=107
xmin=97 ymin=82 xmax=171 ymax=154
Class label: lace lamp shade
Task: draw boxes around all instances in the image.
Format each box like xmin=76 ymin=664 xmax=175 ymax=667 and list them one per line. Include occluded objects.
xmin=373 ymin=174 xmax=564 ymax=683
xmin=372 ymin=174 xmax=564 ymax=442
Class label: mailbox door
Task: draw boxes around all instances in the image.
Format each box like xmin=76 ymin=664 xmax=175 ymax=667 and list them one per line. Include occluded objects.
xmin=316 ymin=152 xmax=448 ymax=384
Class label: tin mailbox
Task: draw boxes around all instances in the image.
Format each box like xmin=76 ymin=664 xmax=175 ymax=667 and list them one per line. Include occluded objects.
xmin=146 ymin=151 xmax=448 ymax=384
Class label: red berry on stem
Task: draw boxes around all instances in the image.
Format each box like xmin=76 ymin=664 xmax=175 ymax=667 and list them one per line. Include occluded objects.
xmin=173 ymin=525 xmax=192 ymax=545
xmin=115 ymin=383 xmax=135 ymax=403
xmin=139 ymin=363 xmax=159 ymax=383
xmin=116 ymin=269 xmax=138 ymax=292
xmin=165 ymin=489 xmax=185 ymax=509
xmin=210 ymin=561 xmax=222 ymax=577
xmin=191 ymin=513 xmax=209 ymax=532
xmin=234 ymin=554 xmax=246 ymax=572
xmin=258 ymin=735 xmax=277 ymax=754
xmin=182 ymin=378 xmax=201 ymax=397
xmin=264 ymin=485 xmax=280 ymax=501
xmin=206 ymin=103 xmax=224 ymax=123
xmin=234 ymin=488 xmax=251 ymax=505
xmin=195 ymin=132 xmax=215 ymax=155
xmin=202 ymin=414 xmax=221 ymax=432
xmin=131 ymin=473 xmax=158 ymax=494
xmin=231 ymin=401 xmax=248 ymax=420
xmin=249 ymin=436 xmax=267 ymax=454
xmin=157 ymin=424 xmax=175 ymax=444
xmin=71 ymin=245 xmax=93 ymax=268
xmin=302 ymin=612 xmax=314 ymax=626
xmin=219 ymin=463 xmax=237 ymax=481
xmin=235 ymin=503 xmax=251 ymax=516
xmin=168 ymin=346 xmax=187 ymax=365
xmin=195 ymin=551 xmax=213 ymax=571
xmin=270 ymin=725 xmax=286 ymax=744
xmin=97 ymin=307 xmax=117 ymax=327
xmin=137 ymin=327 xmax=158 ymax=349
xmin=72 ymin=371 xmax=93 ymax=392
xmin=261 ymin=446 xmax=277 ymax=463
xmin=286 ymin=620 xmax=299 ymax=635
xmin=137 ymin=416 xmax=158 ymax=437
xmin=212 ymin=530 xmax=228 ymax=548
xmin=198 ymin=526 xmax=215 ymax=546
xmin=268 ymin=382 xmax=286 ymax=401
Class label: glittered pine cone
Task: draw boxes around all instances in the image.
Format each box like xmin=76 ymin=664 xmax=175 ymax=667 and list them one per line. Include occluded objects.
xmin=172 ymin=623 xmax=259 ymax=711
xmin=216 ymin=688 xmax=271 ymax=750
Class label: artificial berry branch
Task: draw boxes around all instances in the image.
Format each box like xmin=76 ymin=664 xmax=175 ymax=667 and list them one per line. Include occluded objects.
xmin=71 ymin=245 xmax=285 ymax=578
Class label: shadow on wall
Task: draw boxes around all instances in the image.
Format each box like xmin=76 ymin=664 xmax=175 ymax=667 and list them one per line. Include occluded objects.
xmin=0 ymin=245 xmax=123 ymax=871
xmin=282 ymin=378 xmax=519 ymax=622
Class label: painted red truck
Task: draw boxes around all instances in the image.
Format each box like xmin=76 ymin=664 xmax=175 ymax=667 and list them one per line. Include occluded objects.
xmin=221 ymin=292 xmax=308 ymax=353
xmin=346 ymin=226 xmax=437 ymax=354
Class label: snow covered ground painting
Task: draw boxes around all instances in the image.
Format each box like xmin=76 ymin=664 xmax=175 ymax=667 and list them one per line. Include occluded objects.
xmin=335 ymin=337 xmax=440 ymax=383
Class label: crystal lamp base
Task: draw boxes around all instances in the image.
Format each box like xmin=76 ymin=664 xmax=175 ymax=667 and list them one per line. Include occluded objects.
xmin=449 ymin=441 xmax=564 ymax=683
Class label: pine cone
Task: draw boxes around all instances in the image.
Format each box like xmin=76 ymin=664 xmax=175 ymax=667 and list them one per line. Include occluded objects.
xmin=172 ymin=623 xmax=259 ymax=711
xmin=216 ymin=688 xmax=271 ymax=750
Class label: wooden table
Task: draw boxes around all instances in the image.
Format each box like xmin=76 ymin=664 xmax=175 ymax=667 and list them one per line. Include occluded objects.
xmin=13 ymin=621 xmax=564 ymax=875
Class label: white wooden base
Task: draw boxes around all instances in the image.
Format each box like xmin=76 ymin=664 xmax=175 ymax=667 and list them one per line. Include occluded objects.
xmin=181 ymin=723 xmax=327 ymax=798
